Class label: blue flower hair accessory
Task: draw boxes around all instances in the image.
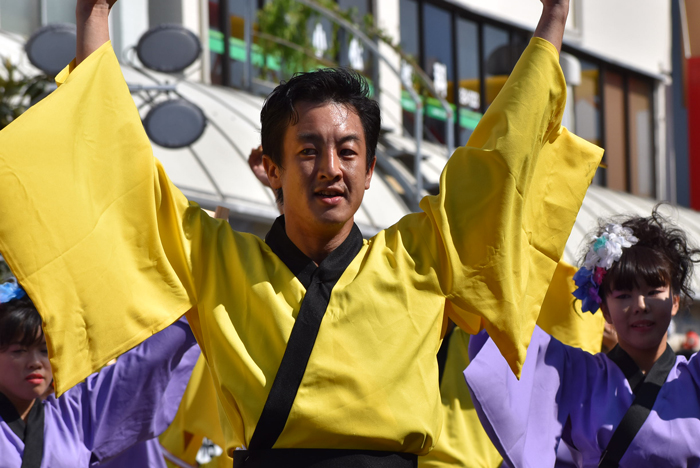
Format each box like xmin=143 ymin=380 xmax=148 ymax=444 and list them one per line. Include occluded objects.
xmin=0 ymin=279 xmax=27 ymax=304
xmin=573 ymin=224 xmax=638 ymax=313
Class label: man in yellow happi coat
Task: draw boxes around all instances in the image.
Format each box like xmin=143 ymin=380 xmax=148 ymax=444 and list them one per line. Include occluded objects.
xmin=0 ymin=0 xmax=602 ymax=465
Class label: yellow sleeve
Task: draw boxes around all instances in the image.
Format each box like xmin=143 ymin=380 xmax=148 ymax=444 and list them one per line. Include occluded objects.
xmin=0 ymin=41 xmax=204 ymax=394
xmin=537 ymin=261 xmax=606 ymax=354
xmin=160 ymin=355 xmax=235 ymax=467
xmin=397 ymin=37 xmax=603 ymax=377
xmin=420 ymin=328 xmax=503 ymax=468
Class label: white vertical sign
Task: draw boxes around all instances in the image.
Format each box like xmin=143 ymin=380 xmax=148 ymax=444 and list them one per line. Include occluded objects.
xmin=433 ymin=62 xmax=448 ymax=98
xmin=348 ymin=38 xmax=365 ymax=71
xmin=312 ymin=23 xmax=328 ymax=58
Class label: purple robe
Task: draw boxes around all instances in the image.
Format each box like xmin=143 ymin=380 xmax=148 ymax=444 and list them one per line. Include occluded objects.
xmin=0 ymin=320 xmax=199 ymax=468
xmin=98 ymin=439 xmax=166 ymax=468
xmin=464 ymin=326 xmax=700 ymax=468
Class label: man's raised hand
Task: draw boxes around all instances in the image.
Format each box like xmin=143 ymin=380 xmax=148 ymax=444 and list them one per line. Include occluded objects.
xmin=76 ymin=0 xmax=117 ymax=65
xmin=534 ymin=0 xmax=569 ymax=54
xmin=248 ymin=146 xmax=272 ymax=189
xmin=540 ymin=0 xmax=569 ymax=9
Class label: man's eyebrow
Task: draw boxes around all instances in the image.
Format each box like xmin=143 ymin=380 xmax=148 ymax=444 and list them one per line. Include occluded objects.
xmin=295 ymin=133 xmax=362 ymax=144
xmin=338 ymin=134 xmax=361 ymax=144
xmin=296 ymin=132 xmax=322 ymax=143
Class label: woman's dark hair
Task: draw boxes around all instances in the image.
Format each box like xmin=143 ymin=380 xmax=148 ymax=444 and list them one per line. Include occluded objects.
xmin=580 ymin=205 xmax=700 ymax=305
xmin=0 ymin=296 xmax=43 ymax=351
xmin=260 ymin=68 xmax=381 ymax=204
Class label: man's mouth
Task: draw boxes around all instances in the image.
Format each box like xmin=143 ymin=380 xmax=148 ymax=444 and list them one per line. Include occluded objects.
xmin=315 ymin=189 xmax=345 ymax=204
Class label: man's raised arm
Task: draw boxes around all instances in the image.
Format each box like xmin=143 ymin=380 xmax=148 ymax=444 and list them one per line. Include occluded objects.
xmin=0 ymin=0 xmax=197 ymax=395
xmin=76 ymin=0 xmax=116 ymax=65
xmin=391 ymin=0 xmax=600 ymax=377
xmin=534 ymin=0 xmax=569 ymax=54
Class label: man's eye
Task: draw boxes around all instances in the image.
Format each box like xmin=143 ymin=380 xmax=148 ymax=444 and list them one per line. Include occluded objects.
xmin=301 ymin=148 xmax=316 ymax=156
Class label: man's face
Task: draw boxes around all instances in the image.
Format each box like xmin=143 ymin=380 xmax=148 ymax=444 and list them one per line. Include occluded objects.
xmin=265 ymin=100 xmax=375 ymax=236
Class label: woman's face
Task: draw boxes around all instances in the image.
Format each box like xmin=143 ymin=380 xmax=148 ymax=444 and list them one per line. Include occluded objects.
xmin=0 ymin=333 xmax=52 ymax=404
xmin=602 ymin=279 xmax=679 ymax=357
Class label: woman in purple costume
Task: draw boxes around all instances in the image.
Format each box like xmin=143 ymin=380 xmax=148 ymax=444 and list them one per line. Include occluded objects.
xmin=0 ymin=284 xmax=200 ymax=468
xmin=465 ymin=209 xmax=700 ymax=467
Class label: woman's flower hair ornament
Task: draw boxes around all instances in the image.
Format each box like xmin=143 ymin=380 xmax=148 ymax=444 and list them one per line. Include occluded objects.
xmin=0 ymin=279 xmax=26 ymax=304
xmin=573 ymin=224 xmax=638 ymax=313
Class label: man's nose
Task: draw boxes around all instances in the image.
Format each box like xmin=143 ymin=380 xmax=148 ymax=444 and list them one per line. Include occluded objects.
xmin=317 ymin=149 xmax=342 ymax=180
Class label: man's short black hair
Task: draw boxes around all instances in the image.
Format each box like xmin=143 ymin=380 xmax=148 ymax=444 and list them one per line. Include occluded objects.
xmin=260 ymin=68 xmax=381 ymax=203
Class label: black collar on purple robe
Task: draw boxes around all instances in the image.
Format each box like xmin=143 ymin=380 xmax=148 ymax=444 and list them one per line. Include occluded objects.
xmin=248 ymin=215 xmax=363 ymax=451
xmin=0 ymin=392 xmax=44 ymax=468
xmin=600 ymin=344 xmax=676 ymax=467
xmin=607 ymin=344 xmax=675 ymax=395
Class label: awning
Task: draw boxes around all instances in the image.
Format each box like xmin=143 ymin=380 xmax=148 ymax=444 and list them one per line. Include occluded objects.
xmin=567 ymin=185 xmax=700 ymax=296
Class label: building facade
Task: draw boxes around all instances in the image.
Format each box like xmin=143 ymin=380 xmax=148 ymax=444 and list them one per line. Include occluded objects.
xmin=202 ymin=0 xmax=673 ymax=202
xmin=0 ymin=0 xmax=676 ymax=203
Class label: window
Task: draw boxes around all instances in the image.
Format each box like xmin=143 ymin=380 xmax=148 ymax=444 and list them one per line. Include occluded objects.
xmin=456 ymin=17 xmax=481 ymax=145
xmin=399 ymin=0 xmax=419 ymax=137
xmin=482 ymin=25 xmax=509 ymax=109
xmin=628 ymin=77 xmax=655 ymax=197
xmin=574 ymin=61 xmax=602 ymax=146
xmin=603 ymin=70 xmax=627 ymax=191
xmin=46 ymin=0 xmax=75 ymax=24
xmin=337 ymin=0 xmax=373 ymax=77
xmin=209 ymin=0 xmax=374 ymax=87
xmin=574 ymin=61 xmax=603 ymax=184
xmin=421 ymin=2 xmax=453 ymax=144
xmin=392 ymin=0 xmax=659 ymax=199
xmin=399 ymin=0 xmax=419 ymax=60
xmin=150 ymin=0 xmax=182 ymax=26
xmin=208 ymin=0 xmax=226 ymax=85
xmin=0 ymin=0 xmax=40 ymax=36
xmin=208 ymin=0 xmax=257 ymax=87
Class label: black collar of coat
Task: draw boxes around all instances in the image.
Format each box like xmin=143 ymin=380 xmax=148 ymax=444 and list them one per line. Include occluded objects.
xmin=607 ymin=344 xmax=676 ymax=395
xmin=0 ymin=391 xmax=44 ymax=467
xmin=265 ymin=215 xmax=363 ymax=289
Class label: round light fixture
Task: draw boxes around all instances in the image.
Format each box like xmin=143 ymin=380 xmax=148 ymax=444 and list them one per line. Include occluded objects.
xmin=143 ymin=99 xmax=207 ymax=149
xmin=137 ymin=24 xmax=202 ymax=73
xmin=25 ymin=23 xmax=77 ymax=76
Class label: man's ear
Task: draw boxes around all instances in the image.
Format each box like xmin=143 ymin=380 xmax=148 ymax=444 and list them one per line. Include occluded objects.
xmin=263 ymin=155 xmax=283 ymax=190
xmin=364 ymin=157 xmax=376 ymax=190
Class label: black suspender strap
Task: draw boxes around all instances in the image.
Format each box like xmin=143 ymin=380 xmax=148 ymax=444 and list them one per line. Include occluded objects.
xmin=598 ymin=345 xmax=676 ymax=467
xmin=0 ymin=392 xmax=45 ymax=468
xmin=248 ymin=216 xmax=363 ymax=451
